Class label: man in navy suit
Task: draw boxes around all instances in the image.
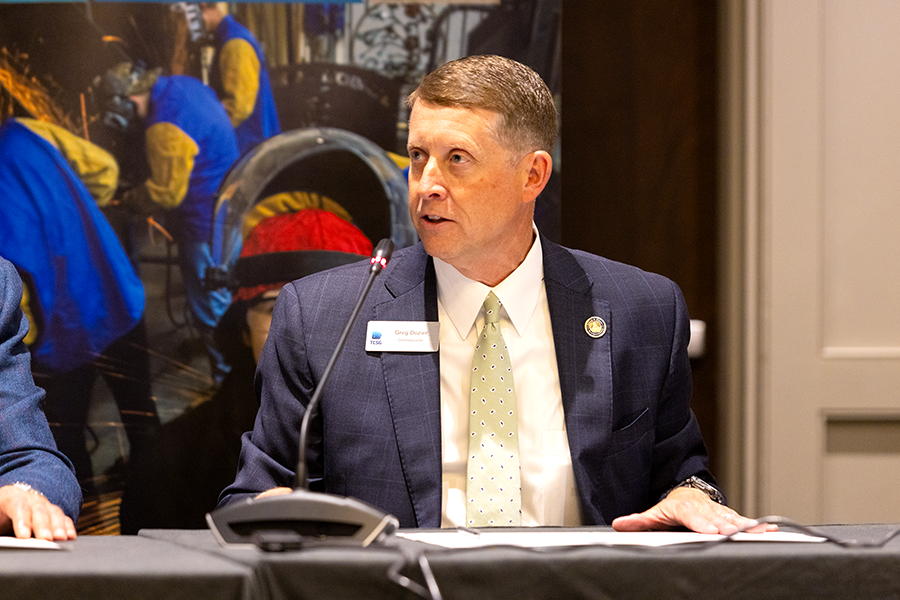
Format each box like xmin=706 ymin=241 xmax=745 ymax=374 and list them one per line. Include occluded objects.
xmin=0 ymin=256 xmax=80 ymax=540
xmin=221 ymin=55 xmax=770 ymax=534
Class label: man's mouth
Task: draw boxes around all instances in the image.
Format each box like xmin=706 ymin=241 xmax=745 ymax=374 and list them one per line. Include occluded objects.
xmin=424 ymin=215 xmax=446 ymax=223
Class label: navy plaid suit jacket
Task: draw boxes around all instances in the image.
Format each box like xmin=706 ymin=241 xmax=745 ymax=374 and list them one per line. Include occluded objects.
xmin=0 ymin=256 xmax=81 ymax=521
xmin=221 ymin=236 xmax=714 ymax=527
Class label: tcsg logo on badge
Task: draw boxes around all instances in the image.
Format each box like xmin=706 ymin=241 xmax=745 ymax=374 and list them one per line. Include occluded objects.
xmin=365 ymin=321 xmax=440 ymax=352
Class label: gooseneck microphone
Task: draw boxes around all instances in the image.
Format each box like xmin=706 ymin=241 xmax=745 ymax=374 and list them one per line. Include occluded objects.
xmin=207 ymin=239 xmax=399 ymax=549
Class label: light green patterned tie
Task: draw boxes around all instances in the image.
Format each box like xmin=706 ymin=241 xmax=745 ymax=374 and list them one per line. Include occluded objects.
xmin=466 ymin=292 xmax=522 ymax=527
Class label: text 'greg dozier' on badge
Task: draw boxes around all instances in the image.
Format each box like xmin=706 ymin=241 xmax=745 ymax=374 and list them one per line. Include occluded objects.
xmin=365 ymin=321 xmax=440 ymax=352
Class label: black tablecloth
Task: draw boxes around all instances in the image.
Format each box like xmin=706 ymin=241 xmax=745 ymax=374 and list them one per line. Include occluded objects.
xmin=3 ymin=525 xmax=900 ymax=599
xmin=0 ymin=534 xmax=254 ymax=600
xmin=140 ymin=524 xmax=900 ymax=600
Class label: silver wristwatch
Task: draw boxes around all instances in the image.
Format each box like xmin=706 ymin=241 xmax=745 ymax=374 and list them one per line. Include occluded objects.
xmin=672 ymin=476 xmax=725 ymax=504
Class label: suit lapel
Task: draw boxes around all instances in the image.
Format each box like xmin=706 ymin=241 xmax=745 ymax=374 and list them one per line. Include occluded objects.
xmin=542 ymin=237 xmax=613 ymax=525
xmin=374 ymin=246 xmax=443 ymax=527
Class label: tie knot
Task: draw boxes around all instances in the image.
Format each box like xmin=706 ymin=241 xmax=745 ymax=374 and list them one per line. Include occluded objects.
xmin=483 ymin=292 xmax=502 ymax=324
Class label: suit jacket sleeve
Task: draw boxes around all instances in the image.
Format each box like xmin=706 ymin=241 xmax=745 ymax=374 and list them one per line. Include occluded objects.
xmin=218 ymin=264 xmax=375 ymax=505
xmin=218 ymin=281 xmax=318 ymax=505
xmin=647 ymin=278 xmax=714 ymax=498
xmin=218 ymin=248 xmax=439 ymax=528
xmin=0 ymin=257 xmax=82 ymax=521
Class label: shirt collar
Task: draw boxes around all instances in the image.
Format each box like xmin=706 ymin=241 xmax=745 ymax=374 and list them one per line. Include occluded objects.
xmin=434 ymin=227 xmax=544 ymax=339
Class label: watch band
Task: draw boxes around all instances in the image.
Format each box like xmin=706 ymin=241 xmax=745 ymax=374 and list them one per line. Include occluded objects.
xmin=672 ymin=476 xmax=725 ymax=504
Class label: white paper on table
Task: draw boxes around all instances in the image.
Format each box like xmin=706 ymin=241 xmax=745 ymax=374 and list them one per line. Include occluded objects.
xmin=0 ymin=537 xmax=62 ymax=550
xmin=396 ymin=529 xmax=826 ymax=549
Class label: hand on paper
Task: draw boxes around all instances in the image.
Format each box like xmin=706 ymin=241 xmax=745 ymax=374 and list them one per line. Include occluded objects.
xmin=611 ymin=487 xmax=778 ymax=535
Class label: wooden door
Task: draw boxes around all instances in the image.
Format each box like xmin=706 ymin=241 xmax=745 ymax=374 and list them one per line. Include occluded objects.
xmin=561 ymin=1 xmax=722 ymax=473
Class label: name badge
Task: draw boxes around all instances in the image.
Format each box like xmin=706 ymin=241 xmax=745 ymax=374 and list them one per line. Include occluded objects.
xmin=365 ymin=321 xmax=440 ymax=352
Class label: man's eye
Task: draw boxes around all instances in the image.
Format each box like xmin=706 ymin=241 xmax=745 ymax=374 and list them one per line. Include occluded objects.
xmin=450 ymin=154 xmax=464 ymax=163
xmin=409 ymin=149 xmax=422 ymax=160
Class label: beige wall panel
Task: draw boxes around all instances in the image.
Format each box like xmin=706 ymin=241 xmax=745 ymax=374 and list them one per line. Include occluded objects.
xmin=754 ymin=0 xmax=900 ymax=524
xmin=822 ymin=1 xmax=900 ymax=354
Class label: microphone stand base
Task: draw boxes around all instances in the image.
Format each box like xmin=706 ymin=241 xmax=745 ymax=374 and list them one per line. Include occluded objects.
xmin=206 ymin=489 xmax=399 ymax=548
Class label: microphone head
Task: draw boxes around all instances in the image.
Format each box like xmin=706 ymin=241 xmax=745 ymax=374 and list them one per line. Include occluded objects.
xmin=369 ymin=238 xmax=395 ymax=274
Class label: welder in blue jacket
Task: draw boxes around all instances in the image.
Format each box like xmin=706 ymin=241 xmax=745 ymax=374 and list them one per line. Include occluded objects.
xmin=0 ymin=117 xmax=155 ymax=489
xmin=201 ymin=4 xmax=280 ymax=154
xmin=97 ymin=63 xmax=241 ymax=383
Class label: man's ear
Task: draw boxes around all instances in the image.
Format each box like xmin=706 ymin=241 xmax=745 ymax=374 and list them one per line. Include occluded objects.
xmin=522 ymin=150 xmax=553 ymax=203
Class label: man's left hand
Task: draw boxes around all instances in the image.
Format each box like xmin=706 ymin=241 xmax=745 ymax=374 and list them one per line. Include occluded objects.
xmin=611 ymin=487 xmax=777 ymax=534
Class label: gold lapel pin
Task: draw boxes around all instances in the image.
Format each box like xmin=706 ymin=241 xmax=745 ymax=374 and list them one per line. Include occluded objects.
xmin=584 ymin=316 xmax=607 ymax=339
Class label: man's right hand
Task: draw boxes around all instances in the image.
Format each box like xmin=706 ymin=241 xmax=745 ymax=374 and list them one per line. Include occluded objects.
xmin=256 ymin=487 xmax=292 ymax=499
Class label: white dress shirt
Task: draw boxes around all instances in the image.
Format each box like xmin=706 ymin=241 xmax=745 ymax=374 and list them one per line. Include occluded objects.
xmin=436 ymin=232 xmax=582 ymax=527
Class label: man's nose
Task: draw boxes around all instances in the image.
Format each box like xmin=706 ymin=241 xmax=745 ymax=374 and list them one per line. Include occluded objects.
xmin=416 ymin=158 xmax=445 ymax=198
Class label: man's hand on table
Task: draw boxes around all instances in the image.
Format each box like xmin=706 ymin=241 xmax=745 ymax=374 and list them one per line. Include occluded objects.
xmin=611 ymin=487 xmax=778 ymax=534
xmin=0 ymin=484 xmax=76 ymax=541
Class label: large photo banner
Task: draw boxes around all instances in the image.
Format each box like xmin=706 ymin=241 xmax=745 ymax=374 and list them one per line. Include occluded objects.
xmin=0 ymin=0 xmax=560 ymax=534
